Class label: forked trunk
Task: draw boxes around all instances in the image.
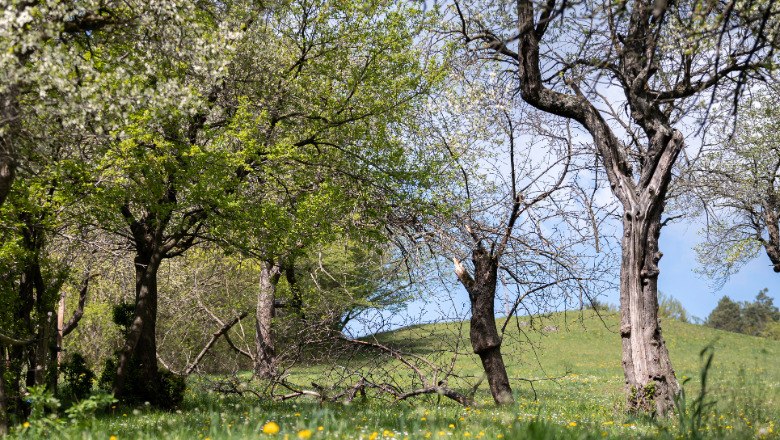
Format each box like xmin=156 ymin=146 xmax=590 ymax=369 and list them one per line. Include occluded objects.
xmin=456 ymin=249 xmax=514 ymax=405
xmin=114 ymin=251 xmax=162 ymax=399
xmin=620 ymin=205 xmax=679 ymax=416
xmin=254 ymin=260 xmax=281 ymax=379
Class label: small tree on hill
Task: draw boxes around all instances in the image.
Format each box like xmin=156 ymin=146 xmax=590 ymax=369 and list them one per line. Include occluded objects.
xmin=706 ymin=289 xmax=779 ymax=336
xmin=706 ymin=296 xmax=744 ymax=333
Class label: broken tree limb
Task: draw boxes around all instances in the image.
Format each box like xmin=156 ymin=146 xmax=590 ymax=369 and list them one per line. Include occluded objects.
xmin=0 ymin=330 xmax=35 ymax=346
xmin=184 ymin=311 xmax=249 ymax=375
xmin=61 ymin=272 xmax=97 ymax=337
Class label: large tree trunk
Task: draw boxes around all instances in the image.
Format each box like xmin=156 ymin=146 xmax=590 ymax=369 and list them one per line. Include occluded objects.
xmin=0 ymin=87 xmax=18 ymax=210
xmin=113 ymin=250 xmax=162 ymax=399
xmin=455 ymin=249 xmax=514 ymax=405
xmin=0 ymin=344 xmax=8 ymax=436
xmin=620 ymin=200 xmax=679 ymax=416
xmin=254 ymin=260 xmax=281 ymax=379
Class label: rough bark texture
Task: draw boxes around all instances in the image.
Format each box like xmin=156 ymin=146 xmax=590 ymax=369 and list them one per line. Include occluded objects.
xmin=454 ymin=249 xmax=514 ymax=405
xmin=620 ymin=203 xmax=679 ymax=415
xmin=762 ymin=208 xmax=780 ymax=272
xmin=501 ymin=0 xmax=682 ymax=416
xmin=0 ymin=86 xmax=19 ymax=210
xmin=0 ymin=344 xmax=7 ymax=436
xmin=254 ymin=260 xmax=281 ymax=379
xmin=113 ymin=249 xmax=163 ymax=399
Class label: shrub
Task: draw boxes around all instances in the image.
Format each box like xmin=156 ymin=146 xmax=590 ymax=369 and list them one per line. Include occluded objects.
xmin=60 ymin=353 xmax=96 ymax=402
xmin=98 ymin=357 xmax=186 ymax=408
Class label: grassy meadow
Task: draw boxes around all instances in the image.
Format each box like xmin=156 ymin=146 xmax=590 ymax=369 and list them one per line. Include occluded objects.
xmin=8 ymin=311 xmax=779 ymax=439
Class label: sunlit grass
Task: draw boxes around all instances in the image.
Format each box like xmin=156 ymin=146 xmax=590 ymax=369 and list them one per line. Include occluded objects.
xmin=7 ymin=311 xmax=779 ymax=439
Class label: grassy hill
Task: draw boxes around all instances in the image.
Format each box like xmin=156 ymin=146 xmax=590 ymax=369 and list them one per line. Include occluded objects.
xmin=10 ymin=311 xmax=779 ymax=439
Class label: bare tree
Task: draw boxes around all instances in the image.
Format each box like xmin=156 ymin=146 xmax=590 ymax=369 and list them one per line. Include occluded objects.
xmin=451 ymin=0 xmax=777 ymax=415
xmin=418 ymin=58 xmax=611 ymax=404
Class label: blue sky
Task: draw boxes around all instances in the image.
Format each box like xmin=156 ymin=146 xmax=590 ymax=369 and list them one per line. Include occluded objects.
xmin=347 ymin=216 xmax=777 ymax=337
xmin=656 ymin=219 xmax=777 ymax=321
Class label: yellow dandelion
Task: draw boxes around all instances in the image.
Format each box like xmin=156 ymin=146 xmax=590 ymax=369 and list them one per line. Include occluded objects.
xmin=297 ymin=429 xmax=313 ymax=439
xmin=109 ymin=436 xmax=118 ymax=440
xmin=569 ymin=422 xmax=577 ymax=427
xmin=383 ymin=429 xmax=394 ymax=437
xmin=263 ymin=421 xmax=281 ymax=435
xmin=449 ymin=424 xmax=455 ymax=429
xmin=369 ymin=431 xmax=379 ymax=440
xmin=22 ymin=422 xmax=30 ymax=429
xmin=317 ymin=426 xmax=324 ymax=431
xmin=420 ymin=417 xmax=427 ymax=421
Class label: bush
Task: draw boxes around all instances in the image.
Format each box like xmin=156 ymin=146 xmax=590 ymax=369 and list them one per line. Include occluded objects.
xmin=60 ymin=353 xmax=96 ymax=402
xmin=158 ymin=369 xmax=186 ymax=408
xmin=98 ymin=357 xmax=186 ymax=408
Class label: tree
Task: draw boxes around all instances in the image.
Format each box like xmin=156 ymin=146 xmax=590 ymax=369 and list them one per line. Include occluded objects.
xmin=693 ymin=90 xmax=780 ymax=284
xmin=706 ymin=296 xmax=744 ymax=333
xmin=658 ymin=292 xmax=690 ymax=323
xmin=417 ymin=54 xmax=611 ymax=404
xmin=65 ymin=0 xmax=253 ymax=403
xmin=207 ymin=0 xmax=443 ymax=379
xmin=452 ymin=0 xmax=777 ymax=415
xmin=706 ymin=289 xmax=780 ymax=336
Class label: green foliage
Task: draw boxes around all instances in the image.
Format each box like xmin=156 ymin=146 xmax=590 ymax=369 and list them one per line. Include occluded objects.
xmin=60 ymin=353 xmax=96 ymax=402
xmin=707 ymin=296 xmax=744 ymax=333
xmin=672 ymin=345 xmax=716 ymax=440
xmin=158 ymin=370 xmax=187 ymax=408
xmin=18 ymin=385 xmax=116 ymax=437
xmin=658 ymin=291 xmax=690 ymax=323
xmin=63 ymin=392 xmax=117 ymax=421
xmin=706 ymin=289 xmax=780 ymax=336
xmin=97 ymin=357 xmax=185 ymax=409
xmin=111 ymin=303 xmax=135 ymax=330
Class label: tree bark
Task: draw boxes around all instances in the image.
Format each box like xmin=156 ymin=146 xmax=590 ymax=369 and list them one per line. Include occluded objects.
xmin=620 ymin=203 xmax=679 ymax=415
xmin=0 ymin=86 xmax=18 ymax=210
xmin=0 ymin=344 xmax=8 ymax=436
xmin=113 ymin=250 xmax=163 ymax=399
xmin=254 ymin=260 xmax=281 ymax=379
xmin=762 ymin=208 xmax=780 ymax=272
xmin=455 ymin=249 xmax=514 ymax=405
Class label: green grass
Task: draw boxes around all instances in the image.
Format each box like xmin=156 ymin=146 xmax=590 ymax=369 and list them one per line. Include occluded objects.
xmin=8 ymin=311 xmax=780 ymax=439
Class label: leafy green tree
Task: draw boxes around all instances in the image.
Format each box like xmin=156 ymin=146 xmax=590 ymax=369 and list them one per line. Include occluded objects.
xmin=208 ymin=0 xmax=444 ymax=378
xmin=658 ymin=292 xmax=690 ymax=323
xmin=706 ymin=296 xmax=744 ymax=333
xmin=706 ymin=289 xmax=779 ymax=336
xmin=742 ymin=289 xmax=780 ymax=336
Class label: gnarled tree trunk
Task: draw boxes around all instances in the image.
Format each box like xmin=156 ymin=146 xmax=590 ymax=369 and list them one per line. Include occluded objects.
xmin=455 ymin=249 xmax=514 ymax=405
xmin=113 ymin=250 xmax=163 ymax=400
xmin=254 ymin=260 xmax=281 ymax=379
xmin=620 ymin=201 xmax=678 ymax=415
